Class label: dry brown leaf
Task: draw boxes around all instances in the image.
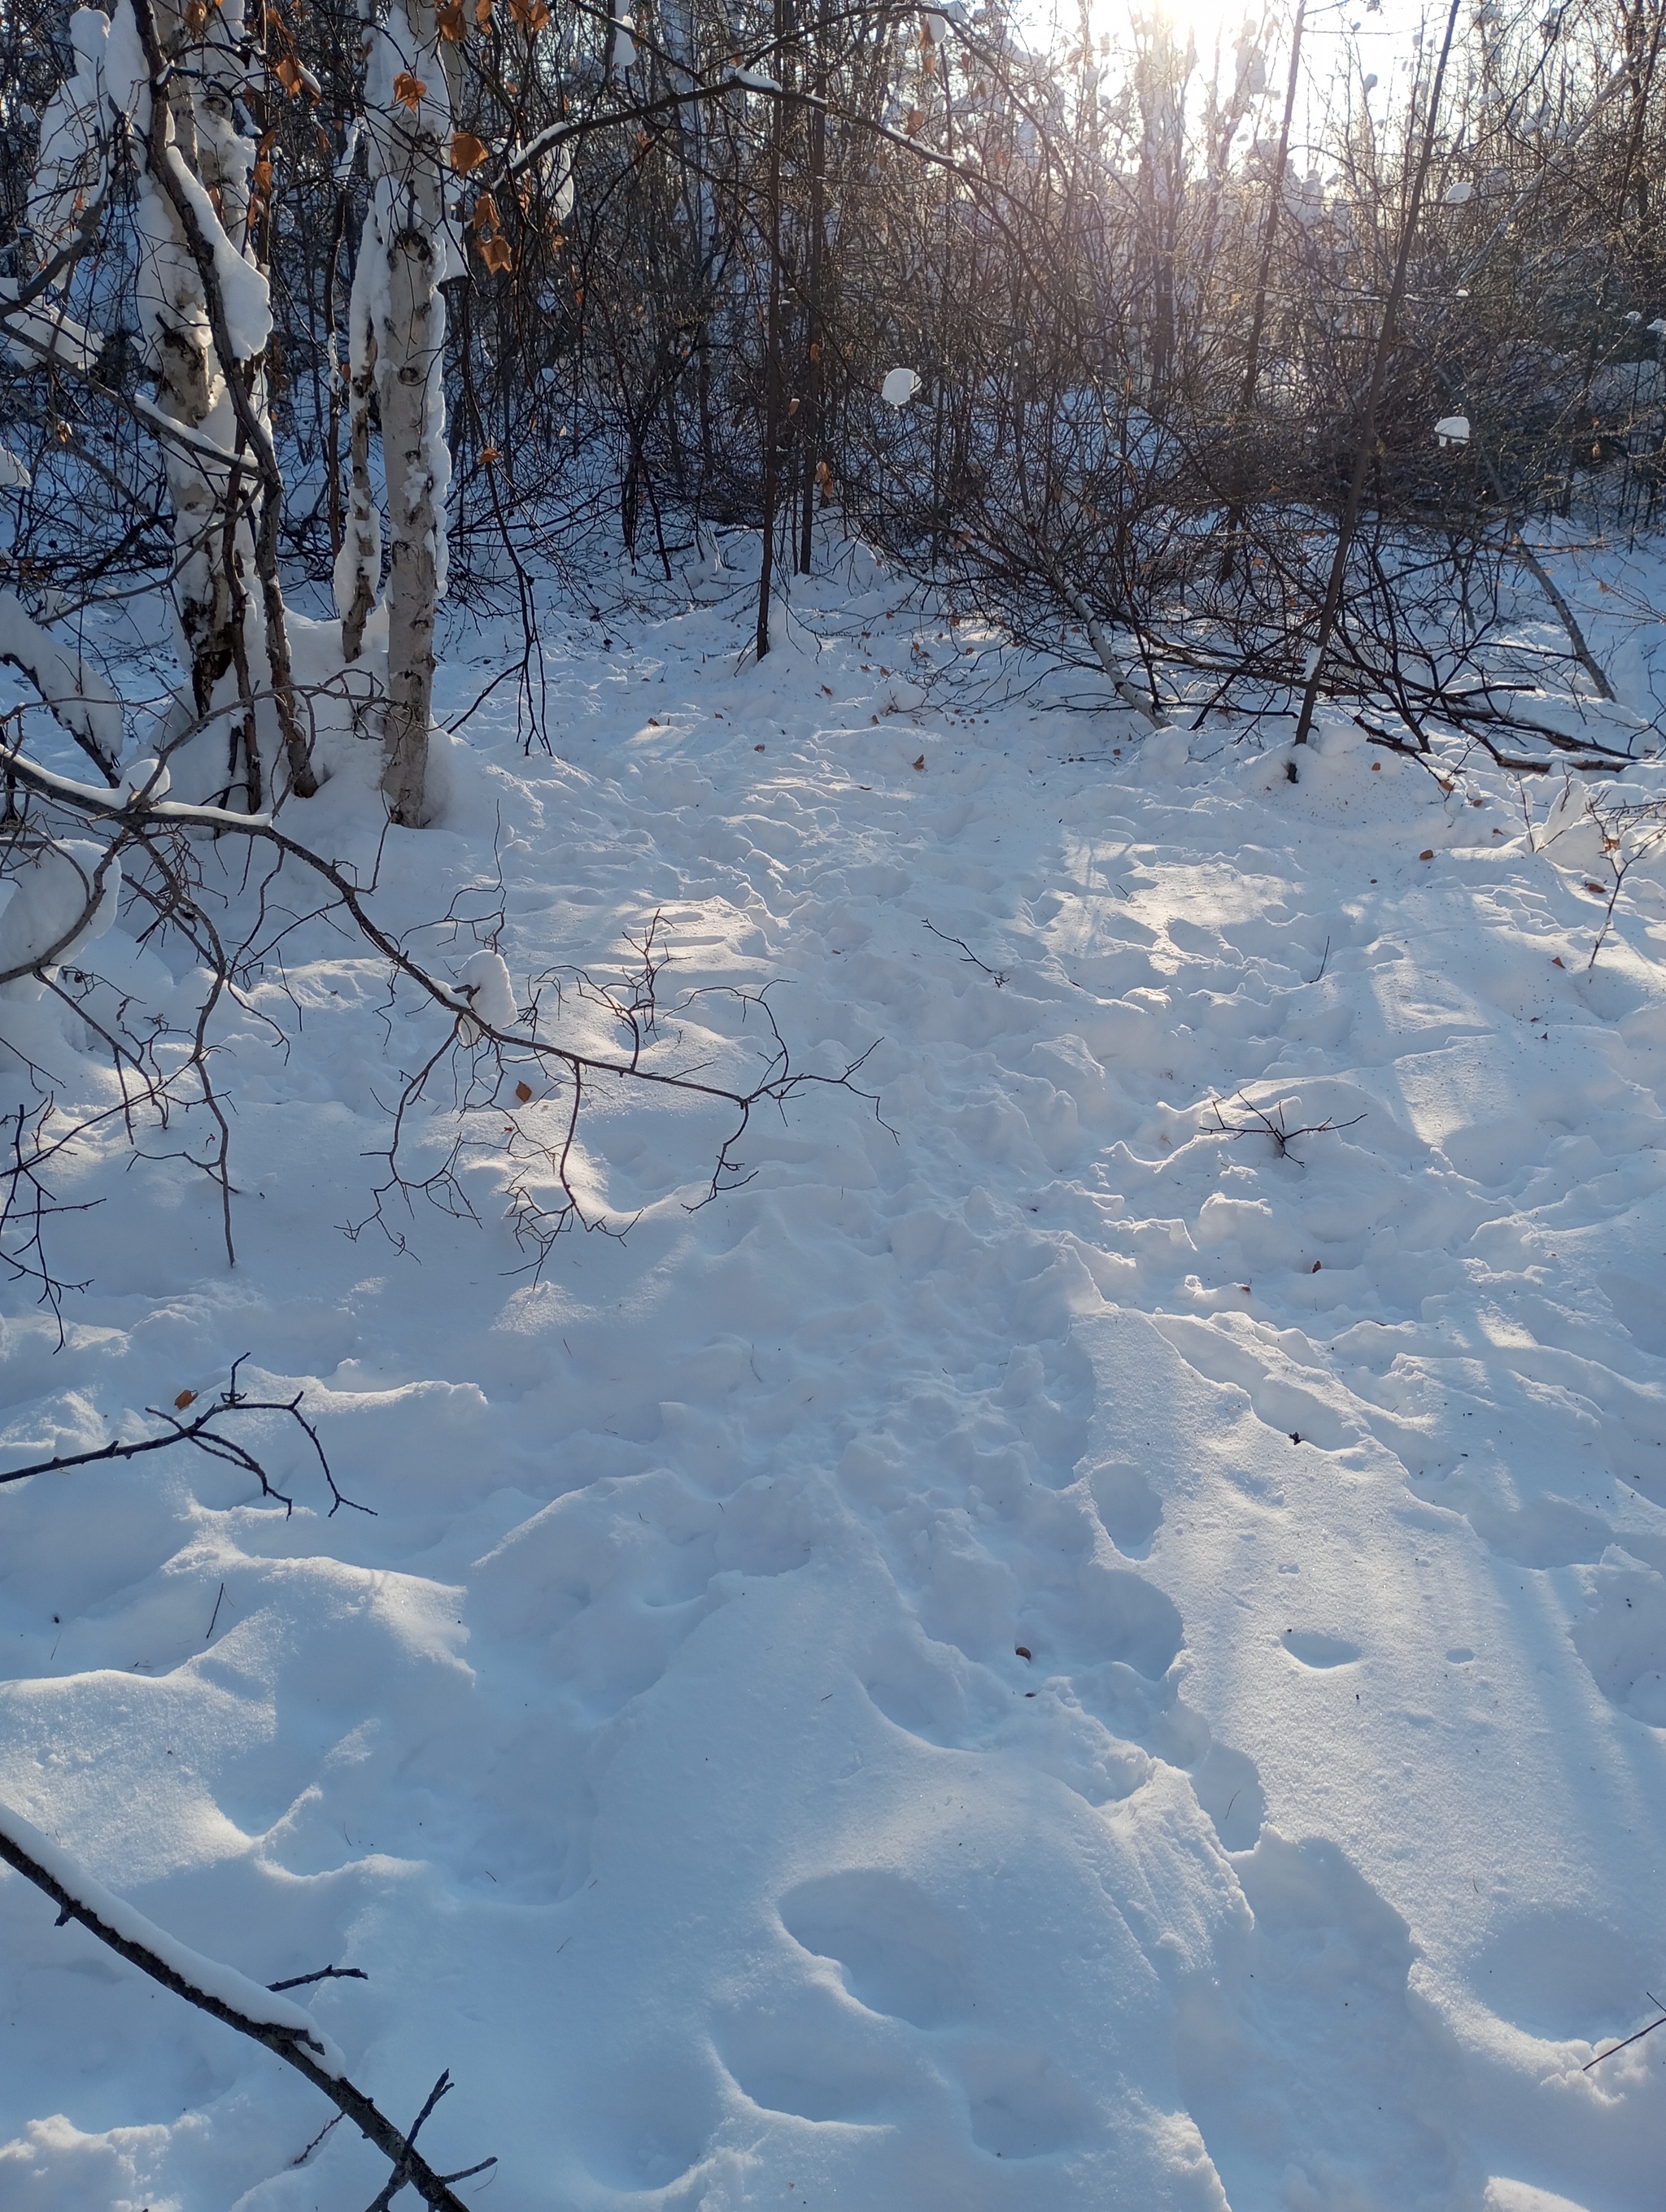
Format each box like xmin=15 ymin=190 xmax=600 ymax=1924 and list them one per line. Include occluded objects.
xmin=174 ymin=1389 xmax=198 ymax=1410
xmin=913 ymin=754 xmax=926 ymax=771
xmin=392 ymin=69 xmax=427 ymax=110
xmin=451 ymin=130 xmax=491 ymax=173
xmin=514 ymin=1081 xmax=534 ymax=1103
xmin=479 ymin=234 xmax=513 ymax=272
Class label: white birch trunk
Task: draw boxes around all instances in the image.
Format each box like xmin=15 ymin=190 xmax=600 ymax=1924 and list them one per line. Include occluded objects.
xmin=336 ymin=263 xmax=382 ymax=661
xmin=354 ymin=0 xmax=456 ymax=826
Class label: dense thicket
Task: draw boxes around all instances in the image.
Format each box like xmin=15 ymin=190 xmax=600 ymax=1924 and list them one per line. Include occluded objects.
xmin=2 ymin=0 xmax=1664 ymax=786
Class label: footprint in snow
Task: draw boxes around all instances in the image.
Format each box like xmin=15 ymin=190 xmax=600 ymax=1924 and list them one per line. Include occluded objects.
xmin=768 ymin=1869 xmax=1095 ymax=2158
xmin=1280 ymin=1629 xmax=1363 ymax=1669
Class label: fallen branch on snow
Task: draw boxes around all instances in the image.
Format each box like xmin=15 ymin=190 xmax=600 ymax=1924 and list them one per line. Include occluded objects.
xmin=0 ymin=1359 xmax=366 ymax=1518
xmin=1207 ymin=1091 xmax=1366 ymax=1165
xmin=0 ymin=1801 xmax=495 ymax=2210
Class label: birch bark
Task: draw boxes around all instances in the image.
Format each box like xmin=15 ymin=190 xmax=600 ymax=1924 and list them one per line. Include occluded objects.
xmin=348 ymin=0 xmax=456 ymax=825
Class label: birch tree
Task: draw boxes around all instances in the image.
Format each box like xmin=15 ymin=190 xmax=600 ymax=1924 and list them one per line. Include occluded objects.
xmin=26 ymin=0 xmax=316 ymax=802
xmin=339 ymin=0 xmax=457 ymax=826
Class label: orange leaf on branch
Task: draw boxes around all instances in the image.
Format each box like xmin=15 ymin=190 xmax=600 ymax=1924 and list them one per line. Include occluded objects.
xmin=450 ymin=130 xmax=491 ymax=173
xmin=437 ymin=0 xmax=466 ymax=35
xmin=478 ymin=234 xmax=513 ymax=272
xmin=273 ymin=53 xmax=304 ymax=96
xmin=470 ymin=190 xmax=501 ymax=232
xmin=392 ymin=70 xmax=428 ymax=111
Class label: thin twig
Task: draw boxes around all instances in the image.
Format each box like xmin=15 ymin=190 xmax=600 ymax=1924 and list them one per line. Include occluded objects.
xmin=269 ymin=1963 xmax=370 ymax=1992
xmin=0 ymin=1362 xmax=367 ymax=1518
xmin=922 ymin=917 xmax=1008 ymax=986
xmin=1209 ymin=1092 xmax=1366 ymax=1166
xmin=1584 ymin=1999 xmax=1666 ymax=2071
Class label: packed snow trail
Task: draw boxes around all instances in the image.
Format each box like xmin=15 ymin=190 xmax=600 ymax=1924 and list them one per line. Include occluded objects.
xmin=1 ymin=562 xmax=1664 ymax=2210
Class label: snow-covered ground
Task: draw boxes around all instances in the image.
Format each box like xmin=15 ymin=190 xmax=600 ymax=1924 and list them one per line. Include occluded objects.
xmin=2 ymin=547 xmax=1664 ymax=2211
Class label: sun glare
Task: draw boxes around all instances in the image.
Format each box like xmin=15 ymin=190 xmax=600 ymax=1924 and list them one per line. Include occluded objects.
xmin=1090 ymin=0 xmax=1271 ymax=69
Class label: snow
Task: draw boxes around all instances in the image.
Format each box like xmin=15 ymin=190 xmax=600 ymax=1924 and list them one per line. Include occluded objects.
xmin=1 ymin=553 xmax=1664 ymax=2208
xmin=1437 ymin=413 xmax=1472 ymax=446
xmin=0 ymin=445 xmax=29 ymax=492
xmin=453 ymin=947 xmax=518 ymax=1033
xmin=26 ymin=6 xmax=117 ymax=259
xmin=161 ymin=144 xmax=272 ymax=362
xmin=120 ymin=755 xmax=171 ymax=804
xmin=0 ymin=590 xmax=123 ymax=770
xmin=0 ymin=837 xmax=120 ymax=994
xmin=882 ymin=367 xmax=922 ymax=406
xmin=28 ymin=0 xmax=271 ymax=365
xmin=0 ymin=283 xmax=104 ymax=376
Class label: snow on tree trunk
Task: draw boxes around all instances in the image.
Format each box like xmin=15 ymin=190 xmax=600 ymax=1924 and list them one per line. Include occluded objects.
xmin=138 ymin=0 xmax=255 ymax=720
xmin=0 ymin=591 xmax=124 ymax=779
xmin=355 ymin=0 xmax=456 ymax=828
xmin=30 ymin=4 xmax=233 ymax=717
xmin=28 ymin=0 xmax=307 ymax=803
